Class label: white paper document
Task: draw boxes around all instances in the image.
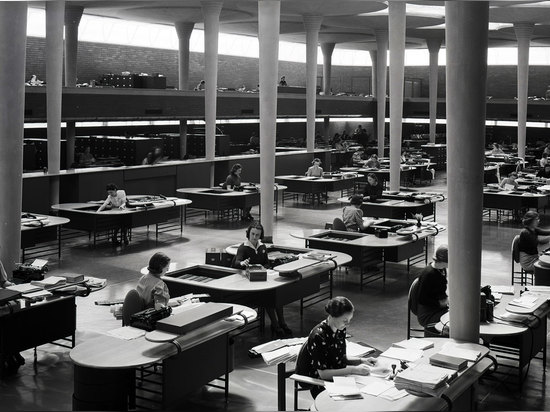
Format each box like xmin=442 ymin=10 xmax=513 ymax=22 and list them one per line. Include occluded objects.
xmin=491 ymin=285 xmax=514 ymax=295
xmin=380 ymin=347 xmax=423 ymax=363
xmin=325 ymin=377 xmax=361 ymax=396
xmin=509 ymin=295 xmax=538 ymax=308
xmin=107 ymin=326 xmax=146 ymax=340
xmin=392 ymin=338 xmax=434 ymax=351
xmin=361 ymin=380 xmax=394 ymax=396
xmin=439 ymin=343 xmax=480 ymax=362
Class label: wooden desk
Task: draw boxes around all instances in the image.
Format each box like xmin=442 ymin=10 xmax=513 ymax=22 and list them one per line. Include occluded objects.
xmin=291 ymin=223 xmax=441 ymax=289
xmin=483 ymin=187 xmax=548 ymax=221
xmin=163 ymin=249 xmax=352 ymax=320
xmin=70 ymin=304 xmax=255 ymax=411
xmin=340 ymin=167 xmax=415 ymax=187
xmin=51 ymin=195 xmax=191 ymax=245
xmin=177 ymin=183 xmax=285 ymax=219
xmin=438 ymin=289 xmax=549 ymax=389
xmin=0 ymin=296 xmax=76 ymax=378
xmin=312 ymin=338 xmax=491 ymax=412
xmin=274 ymin=174 xmax=362 ymax=204
xmin=21 ymin=213 xmax=70 ymax=260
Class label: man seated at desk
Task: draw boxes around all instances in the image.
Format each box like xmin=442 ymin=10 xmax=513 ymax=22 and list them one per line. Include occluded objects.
xmin=97 ymin=183 xmax=129 ymax=245
xmin=137 ymin=252 xmax=171 ymax=309
xmin=232 ymin=222 xmax=291 ymax=337
xmin=415 ymin=245 xmax=449 ymax=329
xmin=295 ymin=297 xmax=377 ymax=399
xmin=363 ymin=173 xmax=383 ymax=201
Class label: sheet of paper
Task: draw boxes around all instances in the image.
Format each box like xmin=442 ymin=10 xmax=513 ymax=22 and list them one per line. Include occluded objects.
xmin=361 ymin=380 xmax=394 ymax=396
xmin=378 ymin=386 xmax=409 ymax=401
xmin=380 ymin=347 xmax=423 ymax=363
xmin=31 ymin=258 xmax=48 ymax=268
xmin=440 ymin=343 xmax=480 ymax=362
xmin=392 ymin=338 xmax=434 ymax=351
xmin=6 ymin=283 xmax=41 ymax=293
xmin=107 ymin=326 xmax=146 ymax=340
xmin=325 ymin=377 xmax=360 ymax=396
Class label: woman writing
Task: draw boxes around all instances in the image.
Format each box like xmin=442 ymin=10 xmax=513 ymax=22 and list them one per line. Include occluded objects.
xmin=362 ymin=173 xmax=383 ymax=201
xmin=295 ymin=296 xmax=377 ymax=399
xmin=305 ymin=158 xmax=323 ymax=177
xmin=223 ymin=163 xmax=253 ymax=220
xmin=518 ymin=211 xmax=550 ymax=272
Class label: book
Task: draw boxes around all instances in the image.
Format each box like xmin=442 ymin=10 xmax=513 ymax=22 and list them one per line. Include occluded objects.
xmin=392 ymin=338 xmax=434 ymax=351
xmin=62 ymin=273 xmax=85 ymax=283
xmin=30 ymin=276 xmax=67 ymax=288
xmin=429 ymin=353 xmax=468 ymax=371
xmin=156 ymin=302 xmax=233 ymax=335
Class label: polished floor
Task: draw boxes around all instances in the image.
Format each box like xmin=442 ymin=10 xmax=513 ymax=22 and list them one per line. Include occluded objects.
xmin=1 ymin=171 xmax=549 ymax=411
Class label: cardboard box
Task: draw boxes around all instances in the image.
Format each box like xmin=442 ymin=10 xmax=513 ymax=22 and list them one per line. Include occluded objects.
xmin=156 ymin=303 xmax=233 ymax=335
xmin=246 ymin=264 xmax=267 ymax=281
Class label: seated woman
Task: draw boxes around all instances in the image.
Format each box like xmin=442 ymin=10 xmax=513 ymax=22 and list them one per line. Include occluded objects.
xmin=305 ymin=158 xmax=323 ymax=177
xmin=518 ymin=211 xmax=550 ymax=272
xmin=540 ymin=153 xmax=549 ymax=168
xmin=223 ymin=163 xmax=253 ymax=220
xmin=295 ymin=296 xmax=377 ymax=399
xmin=136 ymin=252 xmax=171 ymax=309
xmin=232 ymin=222 xmax=291 ymax=337
xmin=365 ymin=154 xmax=380 ymax=169
xmin=499 ymin=172 xmax=519 ymax=190
xmin=363 ymin=173 xmax=383 ymax=201
xmin=416 ymin=245 xmax=449 ymax=328
xmin=342 ymin=195 xmax=373 ymax=232
xmin=537 ymin=164 xmax=550 ymax=179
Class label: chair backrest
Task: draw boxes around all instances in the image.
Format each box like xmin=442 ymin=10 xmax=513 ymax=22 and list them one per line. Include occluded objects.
xmin=408 ymin=277 xmax=420 ymax=316
xmin=122 ymin=289 xmax=145 ymax=326
xmin=332 ymin=217 xmax=347 ymax=231
xmin=511 ymin=235 xmax=521 ymax=264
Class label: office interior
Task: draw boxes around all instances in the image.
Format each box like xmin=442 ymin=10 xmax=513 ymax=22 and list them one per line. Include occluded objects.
xmin=2 ymin=1 xmax=550 ymax=411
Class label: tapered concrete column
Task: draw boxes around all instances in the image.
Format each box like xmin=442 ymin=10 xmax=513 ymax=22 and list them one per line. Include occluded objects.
xmin=375 ymin=29 xmax=388 ymax=158
xmin=258 ymin=0 xmax=280 ymax=242
xmin=321 ymin=42 xmax=335 ymax=95
xmin=369 ymin=50 xmax=377 ymax=97
xmin=388 ymin=2 xmax=405 ymax=192
xmin=64 ymin=5 xmax=83 ymax=169
xmin=446 ymin=1 xmax=489 ymax=343
xmin=303 ymin=15 xmax=323 ymax=152
xmin=323 ymin=117 xmax=330 ymax=146
xmin=0 ymin=2 xmax=27 ymax=273
xmin=47 ymin=1 xmax=65 ymax=205
xmin=201 ymin=0 xmax=222 ymax=186
xmin=514 ymin=23 xmax=534 ymax=159
xmin=427 ymin=38 xmax=442 ymax=144
xmin=175 ymin=21 xmax=195 ymax=159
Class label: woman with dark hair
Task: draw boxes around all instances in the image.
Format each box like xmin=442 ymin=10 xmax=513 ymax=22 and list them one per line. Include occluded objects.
xmin=518 ymin=211 xmax=550 ymax=272
xmin=232 ymin=222 xmax=290 ymax=337
xmin=362 ymin=173 xmax=383 ymax=201
xmin=136 ymin=252 xmax=171 ymax=309
xmin=223 ymin=163 xmax=253 ymax=220
xmin=295 ymin=296 xmax=377 ymax=399
xmin=97 ymin=183 xmax=129 ymax=245
xmin=342 ymin=195 xmax=372 ymax=232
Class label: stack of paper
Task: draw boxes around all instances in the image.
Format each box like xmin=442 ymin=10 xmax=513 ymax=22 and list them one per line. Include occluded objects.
xmin=261 ymin=345 xmax=302 ymax=366
xmin=379 ymin=347 xmax=423 ymax=363
xmin=394 ymin=364 xmax=454 ymax=396
xmin=438 ymin=343 xmax=481 ymax=362
xmin=346 ymin=341 xmax=375 ymax=357
xmin=359 ymin=379 xmax=409 ymax=401
xmin=30 ymin=276 xmax=67 ymax=288
xmin=325 ymin=377 xmax=362 ymax=400
xmin=527 ymin=285 xmax=550 ymax=294
xmin=22 ymin=289 xmax=53 ymax=299
xmin=6 ymin=283 xmax=41 ymax=294
xmin=509 ymin=295 xmax=538 ymax=309
xmin=491 ymin=285 xmax=514 ymax=295
xmin=252 ymin=337 xmax=306 ymax=355
xmin=84 ymin=276 xmax=107 ymax=288
xmin=392 ymin=338 xmax=434 ymax=351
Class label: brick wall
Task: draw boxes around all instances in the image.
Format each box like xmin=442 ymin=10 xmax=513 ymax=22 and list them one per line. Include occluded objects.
xmin=26 ymin=36 xmax=550 ymax=98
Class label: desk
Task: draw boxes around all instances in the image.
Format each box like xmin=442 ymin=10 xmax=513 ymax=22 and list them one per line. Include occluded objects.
xmin=311 ymin=338 xmax=491 ymax=412
xmin=21 ymin=213 xmax=70 ymax=260
xmin=51 ymin=195 xmax=191 ymax=245
xmin=0 ymin=295 xmax=76 ymax=378
xmin=338 ymin=195 xmax=440 ymax=221
xmin=340 ymin=167 xmax=416 ymax=188
xmin=291 ymin=222 xmax=442 ymax=289
xmin=163 ymin=248 xmax=352 ymax=321
xmin=177 ymin=183 xmax=285 ymax=220
xmin=274 ymin=174 xmax=362 ymax=205
xmin=437 ymin=289 xmax=549 ymax=388
xmin=70 ymin=304 xmax=255 ymax=410
xmin=483 ymin=187 xmax=548 ymax=221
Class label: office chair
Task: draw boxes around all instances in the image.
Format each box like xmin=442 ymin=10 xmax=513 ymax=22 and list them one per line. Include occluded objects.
xmin=407 ymin=278 xmax=425 ymax=339
xmin=511 ymin=235 xmax=533 ymax=285
xmin=332 ymin=217 xmax=347 ymax=231
xmin=122 ymin=289 xmax=145 ymax=326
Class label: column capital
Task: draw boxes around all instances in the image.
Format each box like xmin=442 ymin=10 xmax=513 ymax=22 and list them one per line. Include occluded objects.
xmin=514 ymin=22 xmax=534 ymax=40
xmin=374 ymin=28 xmax=388 ymax=47
xmin=175 ymin=21 xmax=195 ymax=39
xmin=427 ymin=37 xmax=443 ymax=54
xmin=303 ymin=15 xmax=323 ymax=32
xmin=65 ymin=5 xmax=83 ymax=26
xmin=320 ymin=42 xmax=335 ymax=56
xmin=201 ymin=1 xmax=223 ymax=17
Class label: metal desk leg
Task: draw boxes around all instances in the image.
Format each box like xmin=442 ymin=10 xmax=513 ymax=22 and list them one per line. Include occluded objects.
xmin=277 ymin=362 xmax=286 ymax=411
xmin=58 ymin=226 xmax=62 ymax=258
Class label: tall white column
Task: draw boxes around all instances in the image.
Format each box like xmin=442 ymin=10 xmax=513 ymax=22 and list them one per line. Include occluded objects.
xmin=47 ymin=1 xmax=65 ymax=205
xmin=427 ymin=38 xmax=442 ymax=144
xmin=514 ymin=23 xmax=534 ymax=159
xmin=446 ymin=1 xmax=489 ymax=343
xmin=369 ymin=50 xmax=377 ymax=97
xmin=258 ymin=0 xmax=280 ymax=242
xmin=201 ymin=0 xmax=222 ymax=186
xmin=64 ymin=5 xmax=83 ymax=169
xmin=175 ymin=21 xmax=195 ymax=159
xmin=303 ymin=15 xmax=323 ymax=152
xmin=375 ymin=29 xmax=388 ymax=158
xmin=0 ymin=2 xmax=27 ymax=273
xmin=321 ymin=42 xmax=335 ymax=95
xmin=388 ymin=2 xmax=405 ymax=192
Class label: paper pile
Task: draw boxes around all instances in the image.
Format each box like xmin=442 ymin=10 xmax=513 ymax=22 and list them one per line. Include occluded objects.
xmin=392 ymin=338 xmax=434 ymax=351
xmin=394 ymin=363 xmax=454 ymax=397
